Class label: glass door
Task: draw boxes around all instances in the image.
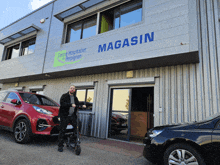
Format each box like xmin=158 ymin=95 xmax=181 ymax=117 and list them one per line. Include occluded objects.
xmin=108 ymin=88 xmax=131 ymax=141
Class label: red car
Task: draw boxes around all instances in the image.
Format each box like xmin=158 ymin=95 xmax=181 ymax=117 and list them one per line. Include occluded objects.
xmin=0 ymin=90 xmax=60 ymax=143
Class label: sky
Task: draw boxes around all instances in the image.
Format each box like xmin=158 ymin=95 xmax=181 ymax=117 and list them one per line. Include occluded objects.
xmin=0 ymin=0 xmax=53 ymax=30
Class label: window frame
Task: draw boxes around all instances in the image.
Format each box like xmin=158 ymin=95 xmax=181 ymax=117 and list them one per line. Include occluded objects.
xmin=65 ymin=14 xmax=97 ymax=43
xmin=3 ymin=36 xmax=37 ymax=61
xmin=113 ymin=0 xmax=143 ymax=30
xmin=64 ymin=0 xmax=143 ymax=44
xmin=76 ymin=87 xmax=94 ymax=111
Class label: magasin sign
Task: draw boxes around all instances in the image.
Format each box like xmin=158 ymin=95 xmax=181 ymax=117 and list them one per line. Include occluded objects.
xmin=53 ymin=32 xmax=154 ymax=67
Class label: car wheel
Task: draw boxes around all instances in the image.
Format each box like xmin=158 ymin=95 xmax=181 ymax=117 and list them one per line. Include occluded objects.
xmin=164 ymin=143 xmax=206 ymax=165
xmin=14 ymin=119 xmax=32 ymax=144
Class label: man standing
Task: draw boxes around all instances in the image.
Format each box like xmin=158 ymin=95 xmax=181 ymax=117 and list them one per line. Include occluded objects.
xmin=58 ymin=85 xmax=83 ymax=152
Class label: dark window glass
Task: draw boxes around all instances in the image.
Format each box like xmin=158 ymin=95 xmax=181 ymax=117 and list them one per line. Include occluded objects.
xmin=4 ymin=37 xmax=36 ymax=61
xmin=76 ymin=89 xmax=94 ymax=110
xmin=41 ymin=97 xmax=57 ymax=106
xmin=5 ymin=92 xmax=20 ymax=103
xmin=100 ymin=0 xmax=142 ymax=33
xmin=82 ymin=17 xmax=97 ymax=39
xmin=120 ymin=0 xmax=142 ymax=28
xmin=66 ymin=15 xmax=97 ymax=43
xmin=66 ymin=22 xmax=82 ymax=43
xmin=114 ymin=8 xmax=120 ymax=30
xmin=19 ymin=93 xmax=58 ymax=106
xmin=100 ymin=8 xmax=114 ymax=33
xmin=0 ymin=92 xmax=9 ymax=102
xmin=21 ymin=38 xmax=36 ymax=56
xmin=5 ymin=44 xmax=20 ymax=60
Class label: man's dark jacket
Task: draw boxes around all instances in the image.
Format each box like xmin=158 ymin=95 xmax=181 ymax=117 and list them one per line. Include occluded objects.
xmin=58 ymin=92 xmax=79 ymax=117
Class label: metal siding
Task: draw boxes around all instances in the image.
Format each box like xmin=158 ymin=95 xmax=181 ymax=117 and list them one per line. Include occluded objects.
xmin=165 ymin=66 xmax=170 ymax=124
xmin=197 ymin=0 xmax=206 ymax=121
xmin=177 ymin=65 xmax=183 ymax=123
xmin=183 ymin=64 xmax=190 ymax=123
xmin=190 ymin=64 xmax=198 ymax=122
xmin=154 ymin=77 xmax=160 ymax=126
xmin=101 ymin=73 xmax=109 ymax=138
xmin=207 ymin=0 xmax=220 ymax=115
xmin=200 ymin=0 xmax=213 ymax=118
xmin=171 ymin=66 xmax=176 ymax=124
xmin=214 ymin=0 xmax=220 ymax=114
xmin=159 ymin=67 xmax=165 ymax=125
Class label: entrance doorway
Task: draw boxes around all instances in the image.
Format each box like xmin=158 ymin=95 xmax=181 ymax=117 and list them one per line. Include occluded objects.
xmin=108 ymin=87 xmax=154 ymax=142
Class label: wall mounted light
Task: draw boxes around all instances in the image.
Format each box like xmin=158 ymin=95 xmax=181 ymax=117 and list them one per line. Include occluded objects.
xmin=40 ymin=18 xmax=45 ymax=24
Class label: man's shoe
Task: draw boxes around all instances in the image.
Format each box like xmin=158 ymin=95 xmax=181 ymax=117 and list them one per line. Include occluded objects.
xmin=58 ymin=147 xmax=63 ymax=152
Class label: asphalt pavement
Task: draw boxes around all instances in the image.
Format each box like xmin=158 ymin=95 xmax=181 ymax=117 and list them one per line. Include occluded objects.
xmin=0 ymin=130 xmax=155 ymax=165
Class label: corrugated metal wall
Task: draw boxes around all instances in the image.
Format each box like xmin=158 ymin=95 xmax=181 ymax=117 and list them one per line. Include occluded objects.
xmin=155 ymin=0 xmax=220 ymax=127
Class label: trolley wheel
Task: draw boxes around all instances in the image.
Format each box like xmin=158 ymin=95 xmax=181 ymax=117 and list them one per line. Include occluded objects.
xmin=75 ymin=145 xmax=81 ymax=155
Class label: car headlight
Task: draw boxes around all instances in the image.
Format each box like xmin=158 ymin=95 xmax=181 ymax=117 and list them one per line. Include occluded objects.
xmin=149 ymin=130 xmax=163 ymax=138
xmin=33 ymin=106 xmax=52 ymax=115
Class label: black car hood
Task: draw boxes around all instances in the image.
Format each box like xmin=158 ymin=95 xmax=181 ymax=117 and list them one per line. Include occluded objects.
xmin=152 ymin=124 xmax=181 ymax=130
xmin=152 ymin=120 xmax=212 ymax=131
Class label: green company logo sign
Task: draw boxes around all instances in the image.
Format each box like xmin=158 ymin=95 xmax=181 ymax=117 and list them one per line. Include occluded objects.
xmin=53 ymin=48 xmax=86 ymax=67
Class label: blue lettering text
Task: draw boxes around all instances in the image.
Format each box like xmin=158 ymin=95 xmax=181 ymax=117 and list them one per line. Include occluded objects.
xmin=98 ymin=44 xmax=106 ymax=52
xmin=131 ymin=36 xmax=138 ymax=46
xmin=122 ymin=38 xmax=130 ymax=48
xmin=145 ymin=32 xmax=154 ymax=42
xmin=115 ymin=40 xmax=121 ymax=49
xmin=107 ymin=42 xmax=114 ymax=51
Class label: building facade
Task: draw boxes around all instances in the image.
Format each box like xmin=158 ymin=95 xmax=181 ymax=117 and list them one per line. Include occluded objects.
xmin=0 ymin=0 xmax=219 ymax=141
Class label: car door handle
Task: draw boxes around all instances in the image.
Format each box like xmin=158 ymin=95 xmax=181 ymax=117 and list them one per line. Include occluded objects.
xmin=1 ymin=105 xmax=4 ymax=108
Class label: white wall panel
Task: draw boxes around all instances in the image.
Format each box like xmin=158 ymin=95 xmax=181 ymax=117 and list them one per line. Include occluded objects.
xmin=145 ymin=0 xmax=188 ymax=17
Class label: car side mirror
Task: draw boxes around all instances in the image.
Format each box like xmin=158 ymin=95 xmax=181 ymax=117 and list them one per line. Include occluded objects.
xmin=11 ymin=99 xmax=21 ymax=105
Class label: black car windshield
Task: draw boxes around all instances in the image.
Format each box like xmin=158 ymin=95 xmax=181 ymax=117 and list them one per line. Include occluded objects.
xmin=19 ymin=93 xmax=58 ymax=106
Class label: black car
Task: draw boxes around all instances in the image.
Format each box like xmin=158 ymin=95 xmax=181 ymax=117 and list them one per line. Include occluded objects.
xmin=143 ymin=114 xmax=220 ymax=165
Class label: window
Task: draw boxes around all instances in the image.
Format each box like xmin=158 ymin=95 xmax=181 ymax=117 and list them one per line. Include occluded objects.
xmin=5 ymin=44 xmax=20 ymax=60
xmin=65 ymin=0 xmax=142 ymax=43
xmin=66 ymin=15 xmax=97 ymax=43
xmin=5 ymin=92 xmax=20 ymax=103
xmin=20 ymin=38 xmax=36 ymax=56
xmin=76 ymin=89 xmax=94 ymax=110
xmin=4 ymin=37 xmax=36 ymax=61
xmin=113 ymin=0 xmax=142 ymax=30
xmin=100 ymin=0 xmax=142 ymax=33
xmin=0 ymin=91 xmax=8 ymax=102
xmin=19 ymin=93 xmax=58 ymax=106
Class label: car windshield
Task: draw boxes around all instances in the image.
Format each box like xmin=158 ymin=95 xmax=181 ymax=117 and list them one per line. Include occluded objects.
xmin=19 ymin=93 xmax=58 ymax=106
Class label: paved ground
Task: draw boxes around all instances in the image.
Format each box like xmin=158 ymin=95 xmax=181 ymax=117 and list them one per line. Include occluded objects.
xmin=0 ymin=130 xmax=155 ymax=165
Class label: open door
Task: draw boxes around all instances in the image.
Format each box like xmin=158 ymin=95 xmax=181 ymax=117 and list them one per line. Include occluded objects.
xmin=108 ymin=87 xmax=154 ymax=142
xmin=130 ymin=87 xmax=154 ymax=142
